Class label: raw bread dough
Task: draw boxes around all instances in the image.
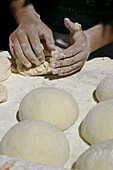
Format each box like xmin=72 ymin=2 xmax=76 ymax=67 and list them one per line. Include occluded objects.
xmin=0 ymin=51 xmax=11 ymax=81
xmin=72 ymin=139 xmax=113 ymax=170
xmin=95 ymin=74 xmax=113 ymax=101
xmin=0 ymin=155 xmax=69 ymax=170
xmin=0 ymin=120 xmax=70 ymax=167
xmin=11 ymin=43 xmax=66 ymax=76
xmin=18 ymin=87 xmax=79 ymax=131
xmin=16 ymin=60 xmax=52 ymax=76
xmin=11 ymin=46 xmax=53 ymax=76
xmin=11 ymin=43 xmax=55 ymax=76
xmin=80 ymin=100 xmax=113 ymax=145
xmin=0 ymin=84 xmax=8 ymax=103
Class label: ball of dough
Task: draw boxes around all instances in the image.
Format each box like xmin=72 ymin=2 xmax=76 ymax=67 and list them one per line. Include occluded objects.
xmin=0 ymin=155 xmax=69 ymax=170
xmin=0 ymin=51 xmax=11 ymax=82
xmin=80 ymin=100 xmax=113 ymax=145
xmin=0 ymin=84 xmax=8 ymax=103
xmin=18 ymin=87 xmax=79 ymax=131
xmin=72 ymin=139 xmax=113 ymax=170
xmin=95 ymin=75 xmax=113 ymax=101
xmin=0 ymin=120 xmax=70 ymax=167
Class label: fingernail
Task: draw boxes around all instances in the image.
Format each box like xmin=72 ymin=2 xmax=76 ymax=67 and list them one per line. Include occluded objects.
xmin=34 ymin=59 xmax=41 ymax=66
xmin=25 ymin=62 xmax=32 ymax=68
xmin=38 ymin=55 xmax=45 ymax=63
xmin=52 ymin=69 xmax=58 ymax=75
xmin=50 ymin=44 xmax=56 ymax=49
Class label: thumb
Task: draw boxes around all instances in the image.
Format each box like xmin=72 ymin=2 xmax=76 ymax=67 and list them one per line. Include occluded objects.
xmin=64 ymin=18 xmax=81 ymax=33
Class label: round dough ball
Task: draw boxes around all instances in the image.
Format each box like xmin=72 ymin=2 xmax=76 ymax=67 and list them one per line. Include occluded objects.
xmin=0 ymin=155 xmax=69 ymax=170
xmin=0 ymin=120 xmax=70 ymax=167
xmin=72 ymin=139 xmax=113 ymax=170
xmin=18 ymin=87 xmax=79 ymax=131
xmin=0 ymin=84 xmax=8 ymax=103
xmin=0 ymin=51 xmax=11 ymax=82
xmin=95 ymin=75 xmax=113 ymax=101
xmin=81 ymin=100 xmax=113 ymax=145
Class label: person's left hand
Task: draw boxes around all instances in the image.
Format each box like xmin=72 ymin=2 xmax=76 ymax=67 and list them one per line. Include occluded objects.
xmin=50 ymin=18 xmax=90 ymax=76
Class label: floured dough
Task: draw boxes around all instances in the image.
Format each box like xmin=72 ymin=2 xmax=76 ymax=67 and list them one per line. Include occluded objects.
xmin=72 ymin=139 xmax=113 ymax=170
xmin=0 ymin=155 xmax=69 ymax=170
xmin=11 ymin=43 xmax=65 ymax=76
xmin=95 ymin=75 xmax=113 ymax=101
xmin=81 ymin=100 xmax=113 ymax=145
xmin=0 ymin=51 xmax=11 ymax=81
xmin=0 ymin=120 xmax=70 ymax=167
xmin=16 ymin=60 xmax=52 ymax=76
xmin=11 ymin=43 xmax=55 ymax=76
xmin=0 ymin=84 xmax=8 ymax=103
xmin=18 ymin=87 xmax=79 ymax=131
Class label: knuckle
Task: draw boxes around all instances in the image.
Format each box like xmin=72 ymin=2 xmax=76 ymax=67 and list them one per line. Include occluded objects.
xmin=59 ymin=60 xmax=64 ymax=66
xmin=35 ymin=48 xmax=43 ymax=55
xmin=26 ymin=24 xmax=34 ymax=31
xmin=60 ymin=67 xmax=71 ymax=73
xmin=16 ymin=29 xmax=24 ymax=36
xmin=71 ymin=57 xmax=76 ymax=63
xmin=76 ymin=62 xmax=81 ymax=67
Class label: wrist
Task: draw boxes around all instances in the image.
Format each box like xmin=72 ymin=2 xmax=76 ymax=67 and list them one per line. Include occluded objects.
xmin=11 ymin=4 xmax=40 ymax=25
xmin=84 ymin=24 xmax=103 ymax=54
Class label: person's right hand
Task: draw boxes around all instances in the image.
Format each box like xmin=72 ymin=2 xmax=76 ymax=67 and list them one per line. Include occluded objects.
xmin=9 ymin=13 xmax=55 ymax=68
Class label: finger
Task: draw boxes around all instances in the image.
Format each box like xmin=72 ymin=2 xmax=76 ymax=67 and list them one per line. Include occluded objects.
xmin=27 ymin=26 xmax=45 ymax=63
xmin=50 ymin=51 xmax=86 ymax=68
xmin=64 ymin=18 xmax=81 ymax=33
xmin=10 ymin=36 xmax=32 ymax=68
xmin=16 ymin=30 xmax=41 ymax=66
xmin=52 ymin=42 xmax=83 ymax=60
xmin=44 ymin=29 xmax=56 ymax=50
xmin=9 ymin=38 xmax=16 ymax=59
xmin=58 ymin=66 xmax=81 ymax=76
xmin=52 ymin=60 xmax=85 ymax=75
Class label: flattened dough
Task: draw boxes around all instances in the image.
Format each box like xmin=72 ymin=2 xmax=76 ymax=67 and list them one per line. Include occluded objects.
xmin=0 ymin=120 xmax=70 ymax=167
xmin=18 ymin=87 xmax=79 ymax=131
xmin=81 ymin=100 xmax=113 ymax=145
xmin=0 ymin=51 xmax=11 ymax=81
xmin=72 ymin=139 xmax=113 ymax=170
xmin=0 ymin=84 xmax=8 ymax=103
xmin=95 ymin=74 xmax=113 ymax=101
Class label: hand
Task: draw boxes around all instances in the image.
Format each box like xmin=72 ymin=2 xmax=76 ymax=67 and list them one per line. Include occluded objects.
xmin=9 ymin=12 xmax=55 ymax=68
xmin=50 ymin=18 xmax=90 ymax=76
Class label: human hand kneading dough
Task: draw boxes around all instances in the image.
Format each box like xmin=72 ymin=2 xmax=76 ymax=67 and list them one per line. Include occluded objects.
xmin=50 ymin=18 xmax=90 ymax=76
xmin=9 ymin=9 xmax=55 ymax=68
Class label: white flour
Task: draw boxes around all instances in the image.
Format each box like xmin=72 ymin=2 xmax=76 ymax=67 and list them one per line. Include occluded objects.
xmin=0 ymin=53 xmax=113 ymax=169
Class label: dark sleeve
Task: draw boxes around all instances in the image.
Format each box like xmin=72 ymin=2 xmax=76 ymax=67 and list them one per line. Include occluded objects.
xmin=6 ymin=0 xmax=32 ymax=6
xmin=102 ymin=13 xmax=113 ymax=26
